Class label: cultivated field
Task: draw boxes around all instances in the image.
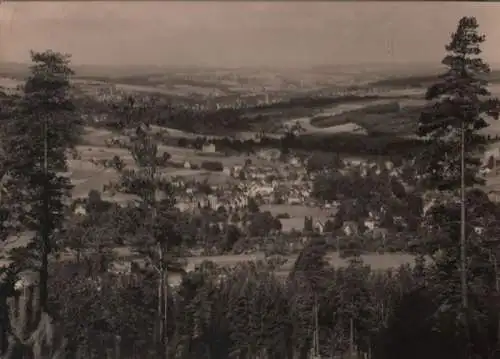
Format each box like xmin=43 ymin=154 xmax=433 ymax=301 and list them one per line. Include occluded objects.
xmin=69 ymin=127 xmax=275 ymax=198
xmin=167 ymin=251 xmax=422 ymax=285
xmin=0 ymin=76 xmax=21 ymax=89
xmin=260 ymin=204 xmax=334 ymax=232
xmin=1 ymin=230 xmax=420 ymax=285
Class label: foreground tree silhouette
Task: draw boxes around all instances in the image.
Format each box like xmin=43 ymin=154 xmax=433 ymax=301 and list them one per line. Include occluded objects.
xmin=2 ymin=50 xmax=81 ymax=308
xmin=417 ymin=16 xmax=500 ymax=190
xmin=0 ymin=50 xmax=82 ymax=358
xmin=416 ymin=16 xmax=500 ymax=359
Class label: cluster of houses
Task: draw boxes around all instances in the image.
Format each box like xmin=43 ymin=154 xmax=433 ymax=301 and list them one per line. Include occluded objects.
xmin=173 ymin=177 xmax=314 ymax=213
xmin=175 ymin=187 xmax=249 ymax=213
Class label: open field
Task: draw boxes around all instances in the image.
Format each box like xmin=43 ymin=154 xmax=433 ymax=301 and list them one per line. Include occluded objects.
xmin=184 ymin=252 xmax=420 ymax=273
xmin=69 ymin=127 xmax=275 ymax=198
xmin=1 ymin=244 xmax=421 ymax=286
xmin=167 ymin=251 xmax=422 ymax=285
xmin=261 ymin=204 xmax=335 ymax=232
xmin=0 ymin=76 xmax=21 ymax=89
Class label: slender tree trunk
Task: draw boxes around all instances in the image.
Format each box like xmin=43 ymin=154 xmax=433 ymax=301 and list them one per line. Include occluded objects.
xmin=157 ymin=243 xmax=163 ymax=349
xmin=460 ymin=120 xmax=468 ymax=311
xmin=164 ymin=268 xmax=168 ymax=359
xmin=494 ymin=253 xmax=499 ymax=292
xmin=460 ymin=120 xmax=471 ymax=359
xmin=114 ymin=335 xmax=121 ymax=359
xmin=349 ymin=318 xmax=354 ymax=359
xmin=40 ymin=115 xmax=50 ymax=314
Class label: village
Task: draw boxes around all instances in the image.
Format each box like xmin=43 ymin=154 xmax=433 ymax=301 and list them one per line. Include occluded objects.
xmin=151 ymin=142 xmax=418 ymax=238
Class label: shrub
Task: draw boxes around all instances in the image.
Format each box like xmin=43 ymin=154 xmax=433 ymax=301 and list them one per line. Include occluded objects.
xmin=177 ymin=137 xmax=188 ymax=147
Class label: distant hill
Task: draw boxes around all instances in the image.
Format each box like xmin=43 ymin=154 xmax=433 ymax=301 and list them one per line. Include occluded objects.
xmin=0 ymin=62 xmax=30 ymax=79
xmin=0 ymin=61 xmax=441 ymax=81
xmin=368 ymin=68 xmax=500 ymax=89
xmin=0 ymin=62 xmax=176 ymax=80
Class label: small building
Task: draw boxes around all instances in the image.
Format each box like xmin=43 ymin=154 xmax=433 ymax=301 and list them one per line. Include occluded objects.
xmin=364 ymin=219 xmax=376 ymax=231
xmin=175 ymin=202 xmax=193 ymax=212
xmin=202 ymin=143 xmax=216 ymax=153
xmin=257 ymin=149 xmax=281 ymax=161
xmin=73 ymin=202 xmax=87 ymax=216
xmin=314 ymin=220 xmax=325 ymax=234
xmin=289 ymin=156 xmax=301 ymax=167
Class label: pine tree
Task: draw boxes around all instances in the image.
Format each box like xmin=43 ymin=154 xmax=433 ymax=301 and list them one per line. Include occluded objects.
xmin=417 ymin=16 xmax=500 ymax=190
xmin=1 ymin=50 xmax=82 ymax=313
xmin=415 ymin=17 xmax=500 ymax=358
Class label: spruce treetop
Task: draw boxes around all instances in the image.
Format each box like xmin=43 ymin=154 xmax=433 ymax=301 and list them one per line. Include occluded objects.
xmin=417 ymin=16 xmax=500 ymax=191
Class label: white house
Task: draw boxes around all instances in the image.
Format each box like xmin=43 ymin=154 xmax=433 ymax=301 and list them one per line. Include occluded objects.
xmin=202 ymin=143 xmax=216 ymax=153
xmin=364 ymin=219 xmax=376 ymax=231
xmin=314 ymin=220 xmax=325 ymax=234
xmin=207 ymin=194 xmax=219 ymax=209
xmin=289 ymin=156 xmax=301 ymax=167
xmin=73 ymin=203 xmax=87 ymax=216
xmin=175 ymin=202 xmax=193 ymax=212
xmin=253 ymin=185 xmax=274 ymax=196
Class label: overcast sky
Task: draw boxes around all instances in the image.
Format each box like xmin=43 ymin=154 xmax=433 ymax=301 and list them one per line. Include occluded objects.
xmin=1 ymin=2 xmax=500 ymax=68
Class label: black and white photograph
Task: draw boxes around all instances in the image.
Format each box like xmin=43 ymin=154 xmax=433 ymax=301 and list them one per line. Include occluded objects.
xmin=1 ymin=2 xmax=500 ymax=359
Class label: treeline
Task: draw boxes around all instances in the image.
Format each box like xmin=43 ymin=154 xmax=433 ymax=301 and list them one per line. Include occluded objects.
xmin=172 ymin=132 xmax=424 ymax=159
xmin=250 ymin=94 xmax=381 ymax=111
